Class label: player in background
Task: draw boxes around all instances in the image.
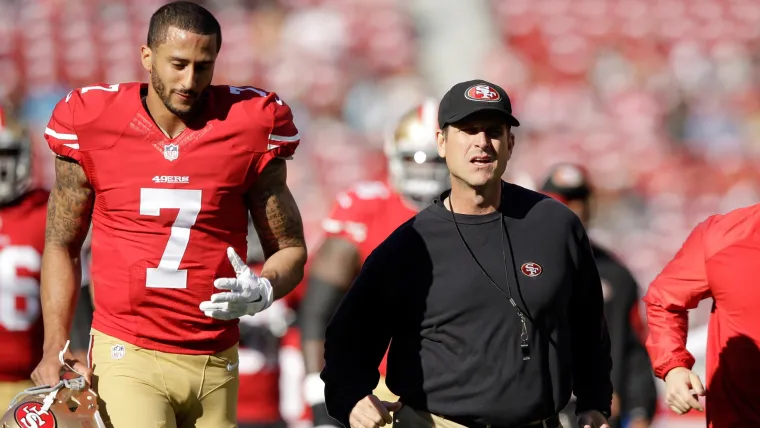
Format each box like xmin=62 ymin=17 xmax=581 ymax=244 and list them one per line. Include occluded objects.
xmin=30 ymin=2 xmax=307 ymax=428
xmin=299 ymin=99 xmax=450 ymax=427
xmin=540 ymin=163 xmax=657 ymax=428
xmin=0 ymin=105 xmax=49 ymax=407
xmin=236 ymin=229 xmax=305 ymax=428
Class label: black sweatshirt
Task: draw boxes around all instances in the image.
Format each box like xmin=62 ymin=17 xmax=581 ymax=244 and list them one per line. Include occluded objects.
xmin=592 ymin=244 xmax=657 ymax=422
xmin=321 ymin=182 xmax=612 ymax=427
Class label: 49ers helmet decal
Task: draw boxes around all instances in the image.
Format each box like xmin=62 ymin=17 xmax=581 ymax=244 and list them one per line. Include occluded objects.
xmin=2 ymin=377 xmax=105 ymax=428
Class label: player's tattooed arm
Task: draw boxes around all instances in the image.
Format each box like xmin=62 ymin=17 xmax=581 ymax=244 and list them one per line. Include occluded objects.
xmin=248 ymin=158 xmax=307 ymax=299
xmin=40 ymin=156 xmax=94 ymax=354
xmin=45 ymin=156 xmax=95 ymax=247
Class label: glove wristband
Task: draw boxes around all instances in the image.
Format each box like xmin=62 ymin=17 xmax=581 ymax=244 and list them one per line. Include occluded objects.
xmin=259 ymin=276 xmax=274 ymax=310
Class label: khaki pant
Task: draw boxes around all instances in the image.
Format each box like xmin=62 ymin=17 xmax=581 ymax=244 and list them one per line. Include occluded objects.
xmin=90 ymin=329 xmax=238 ymax=428
xmin=0 ymin=380 xmax=34 ymax=410
xmin=393 ymin=406 xmax=464 ymax=428
xmin=373 ymin=376 xmax=399 ymax=403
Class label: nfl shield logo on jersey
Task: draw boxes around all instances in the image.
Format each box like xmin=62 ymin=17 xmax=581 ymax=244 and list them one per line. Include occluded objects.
xmin=163 ymin=144 xmax=179 ymax=161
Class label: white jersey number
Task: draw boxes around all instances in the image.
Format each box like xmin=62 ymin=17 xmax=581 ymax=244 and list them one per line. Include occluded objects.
xmin=66 ymin=84 xmax=120 ymax=102
xmin=140 ymin=189 xmax=202 ymax=289
xmin=0 ymin=246 xmax=42 ymax=331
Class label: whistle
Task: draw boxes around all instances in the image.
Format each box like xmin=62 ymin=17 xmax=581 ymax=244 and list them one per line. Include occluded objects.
xmin=521 ymin=342 xmax=530 ymax=361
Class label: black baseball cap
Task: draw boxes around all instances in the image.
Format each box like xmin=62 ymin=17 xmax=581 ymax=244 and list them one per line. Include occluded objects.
xmin=437 ymin=79 xmax=520 ymax=129
xmin=540 ymin=163 xmax=592 ymax=202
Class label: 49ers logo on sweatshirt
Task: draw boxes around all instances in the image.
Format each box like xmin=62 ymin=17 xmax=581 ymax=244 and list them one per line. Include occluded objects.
xmin=521 ymin=262 xmax=542 ymax=278
xmin=14 ymin=402 xmax=57 ymax=428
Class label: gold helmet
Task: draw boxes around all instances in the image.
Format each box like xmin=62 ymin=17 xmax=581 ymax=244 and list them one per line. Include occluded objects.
xmin=0 ymin=105 xmax=32 ymax=205
xmin=1 ymin=377 xmax=105 ymax=428
xmin=384 ymin=98 xmax=450 ymax=207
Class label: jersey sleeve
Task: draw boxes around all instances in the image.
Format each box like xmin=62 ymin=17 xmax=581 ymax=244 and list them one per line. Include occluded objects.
xmin=320 ymin=191 xmax=369 ymax=247
xmin=643 ymin=218 xmax=713 ymax=379
xmin=44 ymin=91 xmax=82 ymax=162
xmin=254 ymin=93 xmax=301 ymax=175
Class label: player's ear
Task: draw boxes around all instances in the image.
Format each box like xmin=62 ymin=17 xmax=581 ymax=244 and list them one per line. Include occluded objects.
xmin=436 ymin=127 xmax=446 ymax=158
xmin=140 ymin=45 xmax=153 ymax=73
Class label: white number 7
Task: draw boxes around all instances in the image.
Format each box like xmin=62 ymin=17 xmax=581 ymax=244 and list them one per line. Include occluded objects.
xmin=140 ymin=188 xmax=202 ymax=289
xmin=230 ymin=86 xmax=266 ymax=96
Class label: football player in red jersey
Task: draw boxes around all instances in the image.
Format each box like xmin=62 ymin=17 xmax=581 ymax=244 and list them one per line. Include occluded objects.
xmin=0 ymin=105 xmax=49 ymax=408
xmin=236 ymin=242 xmax=303 ymax=428
xmin=30 ymin=2 xmax=307 ymax=428
xmin=299 ymin=99 xmax=449 ymax=427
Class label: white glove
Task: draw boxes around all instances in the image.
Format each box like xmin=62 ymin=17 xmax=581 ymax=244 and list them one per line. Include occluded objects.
xmin=199 ymin=247 xmax=274 ymax=320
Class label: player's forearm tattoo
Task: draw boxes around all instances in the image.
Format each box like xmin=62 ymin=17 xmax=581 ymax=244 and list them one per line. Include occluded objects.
xmin=250 ymin=158 xmax=306 ymax=257
xmin=45 ymin=156 xmax=95 ymax=249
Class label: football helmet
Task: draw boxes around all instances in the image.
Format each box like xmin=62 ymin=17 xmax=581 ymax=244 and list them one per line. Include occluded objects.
xmin=384 ymin=98 xmax=450 ymax=208
xmin=0 ymin=105 xmax=32 ymax=205
xmin=1 ymin=377 xmax=105 ymax=428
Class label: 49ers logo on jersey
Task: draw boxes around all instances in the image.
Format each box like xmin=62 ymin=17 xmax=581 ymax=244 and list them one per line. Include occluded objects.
xmin=521 ymin=262 xmax=542 ymax=278
xmin=14 ymin=402 xmax=56 ymax=428
xmin=465 ymin=84 xmax=501 ymax=102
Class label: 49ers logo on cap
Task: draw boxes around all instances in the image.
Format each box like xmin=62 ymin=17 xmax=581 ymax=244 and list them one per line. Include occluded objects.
xmin=521 ymin=262 xmax=542 ymax=278
xmin=465 ymin=84 xmax=501 ymax=102
xmin=14 ymin=402 xmax=57 ymax=428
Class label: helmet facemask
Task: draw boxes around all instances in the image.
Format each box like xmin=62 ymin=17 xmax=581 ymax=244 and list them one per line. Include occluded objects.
xmin=0 ymin=108 xmax=32 ymax=206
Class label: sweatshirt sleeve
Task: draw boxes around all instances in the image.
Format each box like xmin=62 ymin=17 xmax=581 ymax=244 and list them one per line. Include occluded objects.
xmin=643 ymin=220 xmax=712 ymax=379
xmin=569 ymin=218 xmax=613 ymax=416
xmin=321 ymin=243 xmax=398 ymax=427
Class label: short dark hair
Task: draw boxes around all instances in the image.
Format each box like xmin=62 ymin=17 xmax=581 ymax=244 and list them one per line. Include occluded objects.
xmin=147 ymin=1 xmax=222 ymax=52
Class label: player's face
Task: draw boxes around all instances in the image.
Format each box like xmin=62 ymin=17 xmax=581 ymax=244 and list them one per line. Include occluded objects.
xmin=436 ymin=112 xmax=514 ymax=189
xmin=142 ymin=26 xmax=218 ymax=117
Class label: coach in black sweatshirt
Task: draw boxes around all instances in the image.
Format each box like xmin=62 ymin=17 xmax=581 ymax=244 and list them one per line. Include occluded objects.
xmin=321 ymin=80 xmax=613 ymax=428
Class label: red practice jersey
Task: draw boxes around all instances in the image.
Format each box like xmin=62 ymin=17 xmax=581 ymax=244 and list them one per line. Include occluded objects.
xmin=321 ymin=181 xmax=418 ymax=375
xmin=44 ymin=83 xmax=300 ymax=355
xmin=0 ymin=190 xmax=49 ymax=382
xmin=643 ymin=204 xmax=760 ymax=427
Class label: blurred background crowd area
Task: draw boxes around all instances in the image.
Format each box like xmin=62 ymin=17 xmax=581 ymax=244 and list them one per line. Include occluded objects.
xmin=2 ymin=0 xmax=759 ymax=424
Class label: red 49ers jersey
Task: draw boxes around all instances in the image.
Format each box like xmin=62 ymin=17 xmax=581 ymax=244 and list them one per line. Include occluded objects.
xmin=322 ymin=181 xmax=418 ymax=264
xmin=44 ymin=83 xmax=300 ymax=354
xmin=321 ymin=181 xmax=418 ymax=376
xmin=0 ymin=190 xmax=48 ymax=382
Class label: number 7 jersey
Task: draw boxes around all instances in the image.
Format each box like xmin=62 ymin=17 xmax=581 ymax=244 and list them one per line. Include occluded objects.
xmin=44 ymin=83 xmax=301 ymax=355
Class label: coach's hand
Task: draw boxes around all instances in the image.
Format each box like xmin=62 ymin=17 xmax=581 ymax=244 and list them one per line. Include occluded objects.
xmin=200 ymin=247 xmax=274 ymax=320
xmin=577 ymin=410 xmax=610 ymax=428
xmin=350 ymin=395 xmax=402 ymax=428
xmin=31 ymin=344 xmax=91 ymax=387
xmin=664 ymin=367 xmax=705 ymax=415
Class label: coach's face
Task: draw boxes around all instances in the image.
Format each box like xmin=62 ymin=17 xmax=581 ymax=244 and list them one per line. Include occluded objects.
xmin=141 ymin=26 xmax=218 ymax=117
xmin=436 ymin=111 xmax=514 ymax=189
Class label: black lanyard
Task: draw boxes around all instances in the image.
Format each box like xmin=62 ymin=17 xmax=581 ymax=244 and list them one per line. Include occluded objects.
xmin=448 ymin=194 xmax=531 ymax=361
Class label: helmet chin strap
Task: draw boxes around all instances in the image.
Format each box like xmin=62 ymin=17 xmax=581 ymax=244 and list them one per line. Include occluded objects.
xmin=8 ymin=340 xmax=88 ymax=412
